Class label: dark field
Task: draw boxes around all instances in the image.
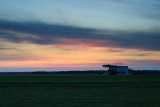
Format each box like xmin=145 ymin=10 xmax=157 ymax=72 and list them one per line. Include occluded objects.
xmin=0 ymin=75 xmax=160 ymax=107
xmin=1 ymin=74 xmax=160 ymax=82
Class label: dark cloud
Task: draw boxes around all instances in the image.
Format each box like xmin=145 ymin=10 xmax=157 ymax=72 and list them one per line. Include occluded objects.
xmin=124 ymin=53 xmax=152 ymax=57
xmin=0 ymin=55 xmax=43 ymax=61
xmin=106 ymin=49 xmax=124 ymax=52
xmin=0 ymin=48 xmax=15 ymax=50
xmin=0 ymin=19 xmax=160 ymax=51
xmin=0 ymin=31 xmax=14 ymax=36
xmin=0 ymin=31 xmax=21 ymax=42
xmin=0 ymin=55 xmax=27 ymax=61
xmin=135 ymin=53 xmax=152 ymax=57
xmin=102 ymin=31 xmax=160 ymax=51
xmin=0 ymin=20 xmax=94 ymax=38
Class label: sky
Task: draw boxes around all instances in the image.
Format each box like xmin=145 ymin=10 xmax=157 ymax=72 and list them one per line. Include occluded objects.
xmin=0 ymin=0 xmax=160 ymax=70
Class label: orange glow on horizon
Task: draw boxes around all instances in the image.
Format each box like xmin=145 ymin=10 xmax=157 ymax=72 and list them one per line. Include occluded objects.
xmin=0 ymin=41 xmax=160 ymax=67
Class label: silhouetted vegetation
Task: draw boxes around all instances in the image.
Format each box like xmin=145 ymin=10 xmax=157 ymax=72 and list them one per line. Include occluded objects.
xmin=130 ymin=70 xmax=160 ymax=75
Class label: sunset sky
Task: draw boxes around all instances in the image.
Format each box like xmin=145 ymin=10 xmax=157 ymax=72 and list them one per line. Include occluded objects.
xmin=0 ymin=0 xmax=160 ymax=70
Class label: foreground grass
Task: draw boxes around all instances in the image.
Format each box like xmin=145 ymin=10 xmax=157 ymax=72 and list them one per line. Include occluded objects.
xmin=0 ymin=75 xmax=160 ymax=107
xmin=0 ymin=86 xmax=160 ymax=107
xmin=0 ymin=74 xmax=160 ymax=82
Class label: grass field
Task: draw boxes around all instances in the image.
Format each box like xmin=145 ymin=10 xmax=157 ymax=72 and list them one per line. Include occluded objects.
xmin=0 ymin=74 xmax=160 ymax=107
xmin=0 ymin=74 xmax=160 ymax=82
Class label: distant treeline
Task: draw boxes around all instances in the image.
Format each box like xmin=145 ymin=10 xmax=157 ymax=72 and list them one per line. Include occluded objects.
xmin=130 ymin=70 xmax=160 ymax=75
xmin=32 ymin=70 xmax=107 ymax=75
xmin=0 ymin=70 xmax=160 ymax=75
xmin=0 ymin=70 xmax=108 ymax=75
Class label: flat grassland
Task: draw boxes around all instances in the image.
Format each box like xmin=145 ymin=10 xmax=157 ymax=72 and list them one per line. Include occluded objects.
xmin=0 ymin=75 xmax=160 ymax=107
